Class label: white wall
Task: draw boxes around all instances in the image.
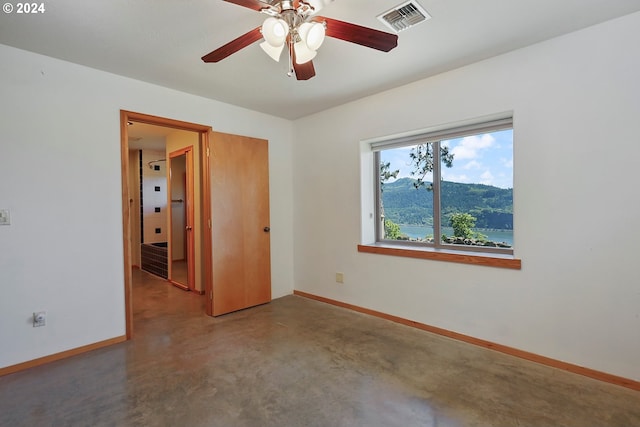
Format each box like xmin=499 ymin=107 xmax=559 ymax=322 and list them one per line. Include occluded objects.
xmin=292 ymin=12 xmax=640 ymax=380
xmin=141 ymin=149 xmax=168 ymax=244
xmin=0 ymin=44 xmax=295 ymax=368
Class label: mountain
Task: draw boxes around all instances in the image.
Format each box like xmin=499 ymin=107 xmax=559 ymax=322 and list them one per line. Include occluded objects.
xmin=381 ymin=178 xmax=513 ymax=229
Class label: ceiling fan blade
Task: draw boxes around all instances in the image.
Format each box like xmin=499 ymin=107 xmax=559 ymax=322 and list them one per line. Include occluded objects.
xmin=202 ymin=27 xmax=263 ymax=63
xmin=223 ymin=0 xmax=269 ymax=12
xmin=291 ymin=44 xmax=316 ymax=80
xmin=315 ymin=17 xmax=398 ymax=52
xmin=293 ymin=59 xmax=316 ymax=80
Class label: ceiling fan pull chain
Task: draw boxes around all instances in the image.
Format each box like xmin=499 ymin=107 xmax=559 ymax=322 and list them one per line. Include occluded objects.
xmin=287 ymin=41 xmax=294 ymax=77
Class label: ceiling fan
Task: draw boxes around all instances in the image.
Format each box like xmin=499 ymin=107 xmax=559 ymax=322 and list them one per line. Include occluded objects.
xmin=202 ymin=0 xmax=398 ymax=80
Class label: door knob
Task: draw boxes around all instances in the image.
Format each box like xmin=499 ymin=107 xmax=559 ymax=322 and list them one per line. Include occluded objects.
xmin=263 ymin=226 xmax=270 ymax=232
xmin=186 ymin=225 xmax=193 ymax=231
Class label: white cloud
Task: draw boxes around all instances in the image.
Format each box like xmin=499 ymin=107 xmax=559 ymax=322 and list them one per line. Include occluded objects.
xmin=450 ymin=134 xmax=495 ymax=160
xmin=463 ymin=160 xmax=482 ymax=170
xmin=479 ymin=170 xmax=494 ymax=185
xmin=443 ymin=172 xmax=470 ymax=183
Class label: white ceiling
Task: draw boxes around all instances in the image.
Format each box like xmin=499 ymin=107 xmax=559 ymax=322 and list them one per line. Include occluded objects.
xmin=1 ymin=0 xmax=639 ymax=120
xmin=127 ymin=122 xmax=172 ymax=150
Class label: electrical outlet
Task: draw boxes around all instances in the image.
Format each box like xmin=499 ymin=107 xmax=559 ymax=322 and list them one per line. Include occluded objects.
xmin=0 ymin=209 xmax=10 ymax=225
xmin=335 ymin=272 xmax=344 ymax=284
xmin=33 ymin=311 xmax=46 ymax=327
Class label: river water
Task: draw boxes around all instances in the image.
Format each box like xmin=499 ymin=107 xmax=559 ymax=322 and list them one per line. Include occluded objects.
xmin=399 ymin=224 xmax=513 ymax=246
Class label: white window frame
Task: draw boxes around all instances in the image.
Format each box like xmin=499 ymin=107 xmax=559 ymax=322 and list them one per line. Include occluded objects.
xmin=370 ymin=114 xmax=514 ymax=256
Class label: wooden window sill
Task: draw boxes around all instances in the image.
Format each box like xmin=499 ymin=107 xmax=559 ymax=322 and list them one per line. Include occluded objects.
xmin=357 ymin=244 xmax=521 ymax=270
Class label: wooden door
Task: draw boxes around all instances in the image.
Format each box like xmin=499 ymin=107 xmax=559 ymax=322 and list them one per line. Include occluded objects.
xmin=210 ymin=131 xmax=271 ymax=316
xmin=168 ymin=147 xmax=195 ymax=291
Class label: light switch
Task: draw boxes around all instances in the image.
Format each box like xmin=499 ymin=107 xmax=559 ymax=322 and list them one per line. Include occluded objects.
xmin=0 ymin=209 xmax=10 ymax=225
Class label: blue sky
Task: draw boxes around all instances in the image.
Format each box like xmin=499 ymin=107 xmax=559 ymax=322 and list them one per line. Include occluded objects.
xmin=380 ymin=129 xmax=513 ymax=189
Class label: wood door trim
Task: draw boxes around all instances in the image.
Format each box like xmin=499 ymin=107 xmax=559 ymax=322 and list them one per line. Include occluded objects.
xmin=119 ymin=112 xmax=133 ymax=338
xmin=201 ymin=134 xmax=213 ymax=316
xmin=168 ymin=146 xmax=196 ymax=292
xmin=120 ymin=110 xmax=213 ymax=338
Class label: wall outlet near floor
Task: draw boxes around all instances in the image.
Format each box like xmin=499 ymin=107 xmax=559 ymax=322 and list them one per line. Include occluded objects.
xmin=335 ymin=272 xmax=344 ymax=284
xmin=33 ymin=311 xmax=46 ymax=327
xmin=0 ymin=209 xmax=10 ymax=225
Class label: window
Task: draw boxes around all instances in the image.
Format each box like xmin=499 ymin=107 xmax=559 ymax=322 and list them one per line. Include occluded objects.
xmin=372 ymin=115 xmax=513 ymax=255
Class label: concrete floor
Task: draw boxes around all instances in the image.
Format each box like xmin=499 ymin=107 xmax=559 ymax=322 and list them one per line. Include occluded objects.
xmin=1 ymin=269 xmax=639 ymax=427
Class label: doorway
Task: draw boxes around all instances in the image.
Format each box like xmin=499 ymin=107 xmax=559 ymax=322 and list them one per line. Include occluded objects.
xmin=169 ymin=147 xmax=195 ymax=291
xmin=121 ymin=112 xmax=273 ymax=337
xmin=120 ymin=111 xmax=213 ymax=338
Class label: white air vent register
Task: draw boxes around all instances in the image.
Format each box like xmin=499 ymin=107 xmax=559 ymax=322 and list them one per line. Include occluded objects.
xmin=378 ymin=1 xmax=431 ymax=33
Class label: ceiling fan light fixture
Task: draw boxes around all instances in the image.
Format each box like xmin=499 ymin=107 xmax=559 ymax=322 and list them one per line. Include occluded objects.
xmin=202 ymin=0 xmax=399 ymax=80
xmin=293 ymin=40 xmax=317 ymax=64
xmin=260 ymin=40 xmax=285 ymax=62
xmin=298 ymin=22 xmax=326 ymax=51
xmin=261 ymin=17 xmax=289 ymax=47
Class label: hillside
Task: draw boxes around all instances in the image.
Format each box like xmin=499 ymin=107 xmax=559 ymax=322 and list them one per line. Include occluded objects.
xmin=381 ymin=178 xmax=513 ymax=229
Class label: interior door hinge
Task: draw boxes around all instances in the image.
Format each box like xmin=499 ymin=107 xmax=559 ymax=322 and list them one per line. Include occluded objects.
xmin=208 ymin=219 xmax=211 ymax=229
xmin=206 ymin=147 xmax=210 ymax=157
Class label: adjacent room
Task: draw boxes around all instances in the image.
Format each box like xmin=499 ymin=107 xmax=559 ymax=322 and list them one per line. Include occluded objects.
xmin=1 ymin=0 xmax=639 ymax=425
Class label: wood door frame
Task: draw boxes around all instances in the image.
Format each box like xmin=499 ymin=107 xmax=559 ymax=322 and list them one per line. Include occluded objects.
xmin=120 ymin=110 xmax=213 ymax=339
xmin=168 ymin=146 xmax=195 ymax=292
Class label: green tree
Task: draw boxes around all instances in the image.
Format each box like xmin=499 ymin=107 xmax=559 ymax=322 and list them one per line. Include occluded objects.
xmin=384 ymin=219 xmax=403 ymax=240
xmin=379 ymin=161 xmax=399 ymax=191
xmin=450 ymin=213 xmax=476 ymax=238
xmin=409 ymin=143 xmax=454 ymax=189
xmin=449 ymin=212 xmax=487 ymax=241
